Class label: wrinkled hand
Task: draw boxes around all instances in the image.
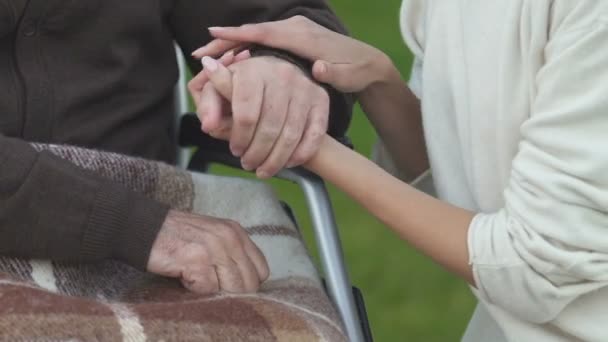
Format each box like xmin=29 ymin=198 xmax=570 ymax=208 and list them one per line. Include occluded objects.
xmin=192 ymin=15 xmax=393 ymax=94
xmin=147 ymin=209 xmax=269 ymax=294
xmin=188 ymin=53 xmax=330 ymax=179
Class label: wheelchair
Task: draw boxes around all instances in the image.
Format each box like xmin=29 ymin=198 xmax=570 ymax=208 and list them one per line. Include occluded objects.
xmin=173 ymin=48 xmax=373 ymax=342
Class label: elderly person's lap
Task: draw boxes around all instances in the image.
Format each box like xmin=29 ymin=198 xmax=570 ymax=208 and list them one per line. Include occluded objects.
xmin=0 ymin=144 xmax=346 ymax=341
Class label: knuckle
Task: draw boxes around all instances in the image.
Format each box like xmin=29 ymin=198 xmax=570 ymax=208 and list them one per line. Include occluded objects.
xmin=291 ymin=15 xmax=309 ymax=25
xmin=218 ymin=225 xmax=241 ymax=247
xmin=316 ymin=89 xmax=330 ymax=106
xmin=190 ymin=247 xmax=210 ymax=264
xmin=289 ymin=152 xmax=307 ymax=166
xmin=235 ymin=112 xmax=257 ymax=128
xmin=276 ymin=63 xmax=296 ymax=81
xmin=246 ymin=24 xmax=266 ymax=39
xmin=283 ymin=126 xmax=302 ymax=145
xmin=289 ymin=150 xmax=317 ymax=166
xmin=235 ymin=90 xmax=254 ymax=105
xmin=308 ymin=126 xmax=326 ymax=142
xmin=259 ymin=124 xmax=281 ymax=141
xmin=203 ymin=234 xmax=222 ymax=251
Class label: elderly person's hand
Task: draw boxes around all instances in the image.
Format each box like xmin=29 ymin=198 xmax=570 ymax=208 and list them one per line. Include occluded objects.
xmin=194 ymin=53 xmax=338 ymax=171
xmin=188 ymin=45 xmax=331 ymax=179
xmin=147 ymin=209 xmax=269 ymax=294
xmin=192 ymin=15 xmax=394 ymax=94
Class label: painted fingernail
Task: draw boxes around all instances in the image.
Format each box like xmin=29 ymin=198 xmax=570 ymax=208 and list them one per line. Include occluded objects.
xmin=201 ymin=56 xmax=218 ymax=71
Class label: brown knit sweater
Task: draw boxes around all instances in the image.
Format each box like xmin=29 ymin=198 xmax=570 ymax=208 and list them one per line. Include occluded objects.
xmin=0 ymin=0 xmax=351 ymax=270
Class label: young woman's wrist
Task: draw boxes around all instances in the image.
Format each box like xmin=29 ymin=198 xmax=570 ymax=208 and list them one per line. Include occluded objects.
xmin=357 ymin=59 xmax=401 ymax=111
xmin=359 ymin=54 xmax=401 ymax=96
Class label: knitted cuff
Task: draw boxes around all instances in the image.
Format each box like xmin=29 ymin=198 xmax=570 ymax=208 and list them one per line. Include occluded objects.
xmin=81 ymin=183 xmax=169 ymax=270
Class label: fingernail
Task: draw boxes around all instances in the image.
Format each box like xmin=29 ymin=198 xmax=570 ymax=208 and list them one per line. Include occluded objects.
xmin=201 ymin=56 xmax=218 ymax=71
xmin=236 ymin=49 xmax=251 ymax=58
xmin=209 ymin=27 xmax=224 ymax=32
xmin=230 ymin=146 xmax=243 ymax=157
xmin=222 ymin=50 xmax=234 ymax=59
xmin=257 ymin=170 xmax=269 ymax=179
xmin=318 ymin=62 xmax=328 ymax=74
xmin=241 ymin=161 xmax=253 ymax=171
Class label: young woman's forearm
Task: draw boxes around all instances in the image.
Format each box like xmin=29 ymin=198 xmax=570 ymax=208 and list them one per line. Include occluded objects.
xmin=357 ymin=61 xmax=429 ymax=181
xmin=307 ymin=136 xmax=475 ymax=285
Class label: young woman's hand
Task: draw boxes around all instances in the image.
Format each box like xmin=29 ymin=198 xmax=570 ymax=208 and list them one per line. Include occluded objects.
xmin=192 ymin=16 xmax=395 ymax=94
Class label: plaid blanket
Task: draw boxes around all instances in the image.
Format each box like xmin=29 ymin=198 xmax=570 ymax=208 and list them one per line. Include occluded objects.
xmin=0 ymin=145 xmax=346 ymax=341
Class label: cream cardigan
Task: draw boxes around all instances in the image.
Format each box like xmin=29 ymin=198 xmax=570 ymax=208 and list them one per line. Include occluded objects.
xmin=399 ymin=1 xmax=608 ymax=341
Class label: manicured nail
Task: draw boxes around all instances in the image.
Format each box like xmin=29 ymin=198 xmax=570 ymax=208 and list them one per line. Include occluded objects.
xmin=209 ymin=27 xmax=224 ymax=32
xmin=201 ymin=56 xmax=218 ymax=71
xmin=318 ymin=62 xmax=328 ymax=74
xmin=221 ymin=50 xmax=235 ymax=59
xmin=236 ymin=49 xmax=251 ymax=59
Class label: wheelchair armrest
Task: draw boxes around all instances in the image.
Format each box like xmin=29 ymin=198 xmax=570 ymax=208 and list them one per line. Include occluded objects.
xmin=178 ymin=113 xmax=353 ymax=171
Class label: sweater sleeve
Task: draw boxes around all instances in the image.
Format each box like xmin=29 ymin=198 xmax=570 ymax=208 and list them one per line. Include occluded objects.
xmin=169 ymin=0 xmax=353 ymax=137
xmin=467 ymin=20 xmax=608 ymax=323
xmin=0 ymin=135 xmax=169 ymax=269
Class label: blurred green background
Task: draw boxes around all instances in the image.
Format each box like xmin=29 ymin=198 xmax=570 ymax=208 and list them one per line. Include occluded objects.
xmin=214 ymin=0 xmax=477 ymax=340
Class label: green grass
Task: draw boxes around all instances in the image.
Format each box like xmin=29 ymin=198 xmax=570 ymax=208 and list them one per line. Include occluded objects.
xmin=213 ymin=1 xmax=477 ymax=340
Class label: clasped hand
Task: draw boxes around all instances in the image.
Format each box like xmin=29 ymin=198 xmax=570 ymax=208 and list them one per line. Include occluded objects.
xmin=189 ymin=15 xmax=393 ymax=177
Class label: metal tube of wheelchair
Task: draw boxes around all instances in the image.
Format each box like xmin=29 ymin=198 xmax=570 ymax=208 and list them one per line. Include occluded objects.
xmin=174 ymin=45 xmax=193 ymax=169
xmin=279 ymin=168 xmax=366 ymax=342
